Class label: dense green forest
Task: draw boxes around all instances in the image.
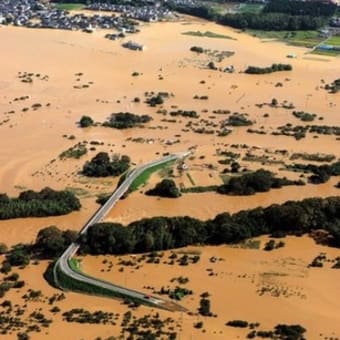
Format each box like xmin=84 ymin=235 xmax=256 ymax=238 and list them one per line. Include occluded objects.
xmin=0 ymin=188 xmax=81 ymax=220
xmin=218 ymin=13 xmax=325 ymax=30
xmin=171 ymin=0 xmax=334 ymax=31
xmin=263 ymin=0 xmax=336 ymax=17
xmin=79 ymin=196 xmax=340 ymax=255
xmin=82 ymin=152 xmax=130 ymax=177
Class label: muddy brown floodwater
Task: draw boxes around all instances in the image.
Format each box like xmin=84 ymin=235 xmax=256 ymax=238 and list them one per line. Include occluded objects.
xmin=0 ymin=13 xmax=339 ymax=340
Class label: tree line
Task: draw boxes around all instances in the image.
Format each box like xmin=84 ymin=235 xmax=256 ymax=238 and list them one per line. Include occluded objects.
xmin=287 ymin=161 xmax=340 ymax=185
xmin=0 ymin=187 xmax=81 ymax=220
xmin=218 ymin=12 xmax=325 ymax=31
xmin=245 ymin=64 xmax=292 ymax=75
xmin=170 ymin=0 xmax=332 ymax=31
xmin=263 ymin=0 xmax=337 ymax=17
xmin=3 ymin=196 xmax=340 ymax=268
xmin=217 ymin=169 xmax=304 ymax=196
xmin=78 ymin=196 xmax=340 ymax=255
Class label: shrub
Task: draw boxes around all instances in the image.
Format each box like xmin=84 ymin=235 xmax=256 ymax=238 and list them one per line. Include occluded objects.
xmin=226 ymin=320 xmax=249 ymax=328
xmin=79 ymin=115 xmax=94 ymax=128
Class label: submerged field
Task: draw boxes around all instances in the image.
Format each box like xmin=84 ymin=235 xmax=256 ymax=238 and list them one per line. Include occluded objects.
xmin=0 ymin=12 xmax=339 ymax=340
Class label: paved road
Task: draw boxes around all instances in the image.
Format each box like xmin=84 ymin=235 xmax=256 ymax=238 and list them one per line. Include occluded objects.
xmin=54 ymin=152 xmax=190 ymax=311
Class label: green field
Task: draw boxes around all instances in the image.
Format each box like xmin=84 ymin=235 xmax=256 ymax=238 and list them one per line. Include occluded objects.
xmin=53 ymin=2 xmax=85 ymax=11
xmin=312 ymin=35 xmax=340 ymax=57
xmin=311 ymin=49 xmax=340 ymax=57
xmin=237 ymin=3 xmax=264 ymax=14
xmin=182 ymin=30 xmax=235 ymax=40
xmin=247 ymin=30 xmax=324 ymax=48
xmin=324 ymin=35 xmax=340 ymax=47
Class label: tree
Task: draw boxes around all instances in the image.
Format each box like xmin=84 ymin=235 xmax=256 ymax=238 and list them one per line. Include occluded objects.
xmin=199 ymin=297 xmax=211 ymax=316
xmin=0 ymin=243 xmax=8 ymax=255
xmin=271 ymin=98 xmax=278 ymax=106
xmin=145 ymin=179 xmax=181 ymax=198
xmin=82 ymin=152 xmax=130 ymax=177
xmin=230 ymin=162 xmax=240 ymax=173
xmin=79 ymin=115 xmax=94 ymax=128
xmin=6 ymin=246 xmax=30 ymax=267
xmin=35 ymin=226 xmax=66 ymax=258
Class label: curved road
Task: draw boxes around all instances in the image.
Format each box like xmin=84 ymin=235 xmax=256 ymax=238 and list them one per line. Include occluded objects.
xmin=54 ymin=152 xmax=190 ymax=311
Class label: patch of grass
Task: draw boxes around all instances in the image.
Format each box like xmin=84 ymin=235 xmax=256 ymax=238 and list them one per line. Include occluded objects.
xmin=68 ymin=258 xmax=81 ymax=272
xmin=239 ymin=239 xmax=261 ymax=249
xmin=237 ymin=3 xmax=264 ymax=14
xmin=220 ymin=174 xmax=231 ymax=184
xmin=175 ymin=249 xmax=201 ymax=256
xmin=324 ymin=35 xmax=340 ymax=47
xmin=182 ymin=30 xmax=235 ymax=40
xmin=128 ymin=160 xmax=175 ymax=193
xmin=181 ymin=185 xmax=218 ymax=193
xmin=54 ymin=2 xmax=85 ymax=11
xmin=65 ymin=187 xmax=89 ymax=197
xmin=59 ymin=145 xmax=87 ymax=159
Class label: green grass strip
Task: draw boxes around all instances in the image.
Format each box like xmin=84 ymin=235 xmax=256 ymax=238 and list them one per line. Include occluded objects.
xmin=54 ymin=3 xmax=85 ymax=11
xmin=128 ymin=160 xmax=175 ymax=193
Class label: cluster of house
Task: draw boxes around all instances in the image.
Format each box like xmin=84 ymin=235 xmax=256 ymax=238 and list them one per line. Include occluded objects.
xmin=86 ymin=0 xmax=201 ymax=22
xmin=0 ymin=0 xmax=138 ymax=32
xmin=86 ymin=2 xmax=171 ymax=22
xmin=330 ymin=16 xmax=340 ymax=28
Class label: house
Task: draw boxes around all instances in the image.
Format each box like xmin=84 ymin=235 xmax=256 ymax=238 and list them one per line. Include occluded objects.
xmin=122 ymin=40 xmax=145 ymax=51
xmin=223 ymin=65 xmax=234 ymax=73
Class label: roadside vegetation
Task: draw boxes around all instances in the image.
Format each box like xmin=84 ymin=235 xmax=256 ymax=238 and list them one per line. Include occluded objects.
xmin=127 ymin=160 xmax=175 ymax=194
